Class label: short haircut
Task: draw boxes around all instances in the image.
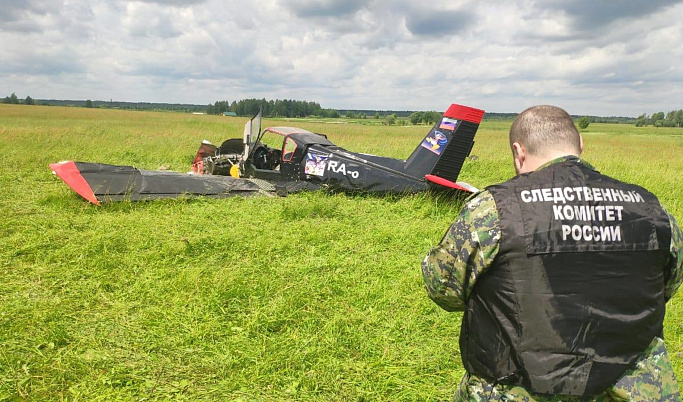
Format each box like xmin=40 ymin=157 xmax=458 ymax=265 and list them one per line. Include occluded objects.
xmin=509 ymin=105 xmax=581 ymax=157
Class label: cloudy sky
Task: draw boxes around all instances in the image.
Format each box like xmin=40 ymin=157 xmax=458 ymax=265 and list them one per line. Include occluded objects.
xmin=1 ymin=0 xmax=682 ymax=116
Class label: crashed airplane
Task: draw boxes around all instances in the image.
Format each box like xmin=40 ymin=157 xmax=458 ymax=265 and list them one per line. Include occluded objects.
xmin=50 ymin=104 xmax=485 ymax=205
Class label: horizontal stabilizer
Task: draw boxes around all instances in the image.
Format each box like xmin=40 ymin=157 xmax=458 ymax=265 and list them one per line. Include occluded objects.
xmin=425 ymin=174 xmax=479 ymax=193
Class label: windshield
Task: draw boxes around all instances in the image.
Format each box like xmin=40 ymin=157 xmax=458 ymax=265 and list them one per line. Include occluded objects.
xmin=243 ymin=109 xmax=262 ymax=147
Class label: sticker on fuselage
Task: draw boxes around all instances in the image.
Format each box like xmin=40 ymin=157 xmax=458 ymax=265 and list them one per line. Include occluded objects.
xmin=421 ymin=130 xmax=448 ymax=155
xmin=305 ymin=152 xmax=329 ymax=177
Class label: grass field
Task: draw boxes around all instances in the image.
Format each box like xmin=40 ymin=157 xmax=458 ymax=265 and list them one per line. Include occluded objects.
xmin=1 ymin=104 xmax=682 ymax=400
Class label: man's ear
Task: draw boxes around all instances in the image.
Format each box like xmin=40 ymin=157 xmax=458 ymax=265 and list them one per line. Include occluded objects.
xmin=579 ymin=134 xmax=584 ymax=154
xmin=512 ymin=142 xmax=525 ymax=173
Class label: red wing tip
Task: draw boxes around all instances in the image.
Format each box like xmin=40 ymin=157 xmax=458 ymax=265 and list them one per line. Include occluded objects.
xmin=50 ymin=161 xmax=101 ymax=205
xmin=444 ymin=104 xmax=485 ymax=124
xmin=49 ymin=161 xmax=71 ymax=170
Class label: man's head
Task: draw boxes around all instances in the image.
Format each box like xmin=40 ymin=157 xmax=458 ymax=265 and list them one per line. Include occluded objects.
xmin=509 ymin=105 xmax=583 ymax=174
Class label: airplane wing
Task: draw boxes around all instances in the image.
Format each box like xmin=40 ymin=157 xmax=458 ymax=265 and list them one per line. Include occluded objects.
xmin=50 ymin=161 xmax=275 ymax=205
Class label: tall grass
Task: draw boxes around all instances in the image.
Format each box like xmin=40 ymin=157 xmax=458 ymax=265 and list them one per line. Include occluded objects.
xmin=0 ymin=105 xmax=681 ymax=400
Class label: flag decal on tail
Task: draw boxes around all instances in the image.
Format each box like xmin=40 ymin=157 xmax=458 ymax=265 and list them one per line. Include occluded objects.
xmin=439 ymin=117 xmax=459 ymax=131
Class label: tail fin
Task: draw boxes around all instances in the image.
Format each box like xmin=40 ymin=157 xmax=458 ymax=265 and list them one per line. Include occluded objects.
xmin=403 ymin=104 xmax=484 ymax=185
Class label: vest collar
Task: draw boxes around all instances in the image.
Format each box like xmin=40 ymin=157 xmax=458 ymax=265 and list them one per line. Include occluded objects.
xmin=536 ymin=155 xmax=597 ymax=172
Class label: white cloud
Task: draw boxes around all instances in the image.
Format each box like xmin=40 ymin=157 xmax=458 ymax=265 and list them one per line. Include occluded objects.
xmin=1 ymin=0 xmax=682 ymax=116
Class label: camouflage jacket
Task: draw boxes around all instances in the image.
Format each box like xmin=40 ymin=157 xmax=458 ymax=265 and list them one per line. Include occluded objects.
xmin=422 ymin=157 xmax=683 ymax=401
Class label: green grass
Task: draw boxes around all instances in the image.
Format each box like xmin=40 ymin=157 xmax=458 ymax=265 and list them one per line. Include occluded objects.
xmin=0 ymin=105 xmax=682 ymax=400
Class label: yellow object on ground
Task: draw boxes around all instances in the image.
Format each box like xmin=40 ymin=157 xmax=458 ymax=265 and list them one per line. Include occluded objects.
xmin=230 ymin=164 xmax=240 ymax=178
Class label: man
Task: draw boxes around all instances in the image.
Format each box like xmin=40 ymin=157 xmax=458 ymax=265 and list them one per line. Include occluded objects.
xmin=422 ymin=105 xmax=682 ymax=401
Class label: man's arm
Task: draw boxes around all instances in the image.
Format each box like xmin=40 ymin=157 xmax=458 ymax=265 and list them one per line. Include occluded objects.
xmin=421 ymin=191 xmax=501 ymax=311
xmin=665 ymin=211 xmax=683 ymax=301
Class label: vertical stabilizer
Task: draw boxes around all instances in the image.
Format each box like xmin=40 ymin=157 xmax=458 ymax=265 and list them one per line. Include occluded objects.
xmin=403 ymin=104 xmax=484 ymax=183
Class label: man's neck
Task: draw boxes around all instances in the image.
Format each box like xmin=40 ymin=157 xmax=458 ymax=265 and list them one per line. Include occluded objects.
xmin=520 ymin=152 xmax=580 ymax=173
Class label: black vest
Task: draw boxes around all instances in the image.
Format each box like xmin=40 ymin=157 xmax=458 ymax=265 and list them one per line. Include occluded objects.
xmin=460 ymin=158 xmax=672 ymax=396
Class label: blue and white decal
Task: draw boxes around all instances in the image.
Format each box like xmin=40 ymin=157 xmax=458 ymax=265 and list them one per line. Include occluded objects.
xmin=421 ymin=130 xmax=448 ymax=155
xmin=305 ymin=152 xmax=329 ymax=177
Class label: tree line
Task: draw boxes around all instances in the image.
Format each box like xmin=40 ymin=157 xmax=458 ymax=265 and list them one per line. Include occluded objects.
xmin=634 ymin=110 xmax=683 ymax=127
xmin=3 ymin=92 xmax=35 ymax=105
xmin=5 ymin=91 xmax=682 ymax=128
xmin=408 ymin=111 xmax=443 ymax=125
xmin=1 ymin=93 xmax=206 ymax=112
xmin=205 ymin=98 xmax=452 ymax=126
xmin=206 ymin=98 xmax=328 ymax=118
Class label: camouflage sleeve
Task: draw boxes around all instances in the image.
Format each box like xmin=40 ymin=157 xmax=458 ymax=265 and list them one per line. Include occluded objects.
xmin=421 ymin=190 xmax=501 ymax=312
xmin=609 ymin=337 xmax=681 ymax=401
xmin=665 ymin=210 xmax=683 ymax=301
